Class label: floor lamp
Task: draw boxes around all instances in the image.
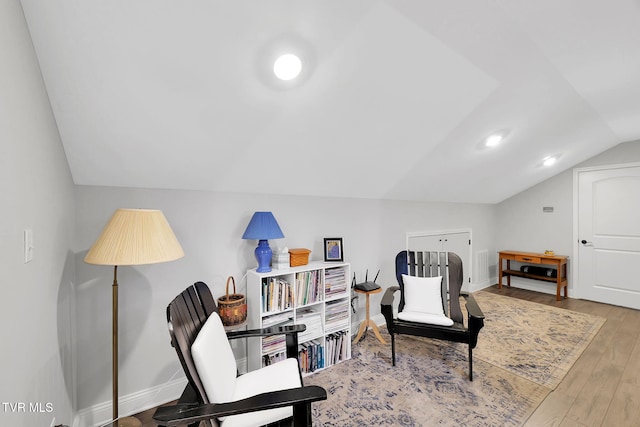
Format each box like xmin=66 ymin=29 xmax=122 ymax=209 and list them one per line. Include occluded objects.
xmin=84 ymin=208 xmax=184 ymax=427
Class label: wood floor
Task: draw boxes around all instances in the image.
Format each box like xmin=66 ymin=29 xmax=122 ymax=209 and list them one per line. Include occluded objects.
xmin=134 ymin=285 xmax=640 ymax=427
xmin=487 ymin=285 xmax=640 ymax=427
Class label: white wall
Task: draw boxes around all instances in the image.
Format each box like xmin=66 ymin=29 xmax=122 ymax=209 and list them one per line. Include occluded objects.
xmin=73 ymin=185 xmax=497 ymax=422
xmin=496 ymin=139 xmax=640 ymax=295
xmin=7 ymin=0 xmax=634 ymax=419
xmin=0 ymin=1 xmax=75 ymax=426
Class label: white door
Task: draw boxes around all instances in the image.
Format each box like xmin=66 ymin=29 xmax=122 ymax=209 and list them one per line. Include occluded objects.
xmin=577 ymin=164 xmax=640 ymax=309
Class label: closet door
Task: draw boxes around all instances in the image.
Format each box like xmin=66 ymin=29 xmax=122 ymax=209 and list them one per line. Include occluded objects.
xmin=407 ymin=231 xmax=471 ymax=290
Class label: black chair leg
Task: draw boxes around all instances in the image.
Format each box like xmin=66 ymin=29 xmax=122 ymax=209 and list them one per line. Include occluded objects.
xmin=468 ymin=344 xmax=473 ymax=381
xmin=292 ymin=401 xmax=312 ymax=426
xmin=391 ymin=334 xmax=396 ymax=366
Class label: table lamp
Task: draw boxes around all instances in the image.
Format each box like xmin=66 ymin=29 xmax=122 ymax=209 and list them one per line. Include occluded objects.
xmin=242 ymin=211 xmax=284 ymax=273
xmin=84 ymin=208 xmax=184 ymax=427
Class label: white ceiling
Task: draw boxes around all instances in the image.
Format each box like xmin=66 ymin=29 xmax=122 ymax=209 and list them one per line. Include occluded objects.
xmin=20 ymin=0 xmax=640 ymax=203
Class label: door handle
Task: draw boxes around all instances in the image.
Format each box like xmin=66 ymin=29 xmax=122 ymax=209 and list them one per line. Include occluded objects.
xmin=580 ymin=239 xmax=593 ymax=247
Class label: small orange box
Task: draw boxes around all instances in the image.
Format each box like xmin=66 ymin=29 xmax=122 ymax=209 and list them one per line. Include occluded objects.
xmin=289 ymin=248 xmax=311 ymax=267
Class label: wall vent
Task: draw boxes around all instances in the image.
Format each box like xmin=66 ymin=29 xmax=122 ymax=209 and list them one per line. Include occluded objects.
xmin=476 ymin=250 xmax=489 ymax=283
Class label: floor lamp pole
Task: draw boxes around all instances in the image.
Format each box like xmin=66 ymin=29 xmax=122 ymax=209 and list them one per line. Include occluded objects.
xmin=109 ymin=266 xmax=142 ymax=427
xmin=112 ymin=265 xmax=119 ymax=427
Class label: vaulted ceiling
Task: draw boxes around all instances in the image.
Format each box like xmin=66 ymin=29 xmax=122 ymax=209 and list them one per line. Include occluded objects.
xmin=20 ymin=0 xmax=640 ymax=203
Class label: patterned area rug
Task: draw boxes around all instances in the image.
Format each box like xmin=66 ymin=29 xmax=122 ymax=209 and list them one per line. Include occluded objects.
xmin=470 ymin=291 xmax=605 ymax=389
xmin=304 ymin=292 xmax=605 ymax=426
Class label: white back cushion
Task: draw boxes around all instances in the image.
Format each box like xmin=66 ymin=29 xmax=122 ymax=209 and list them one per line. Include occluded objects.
xmin=402 ymin=274 xmax=445 ymax=315
xmin=400 ymin=274 xmax=454 ymax=326
xmin=191 ymin=312 xmax=238 ymax=403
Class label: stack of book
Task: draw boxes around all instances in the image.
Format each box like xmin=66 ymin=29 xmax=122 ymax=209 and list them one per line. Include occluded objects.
xmin=262 ymin=334 xmax=286 ymax=356
xmin=262 ymin=312 xmax=293 ymax=328
xmin=296 ymin=309 xmax=323 ymax=343
xmin=261 ymin=315 xmax=293 ymax=361
xmin=324 ymin=266 xmax=347 ymax=298
xmin=324 ymin=299 xmax=349 ymax=333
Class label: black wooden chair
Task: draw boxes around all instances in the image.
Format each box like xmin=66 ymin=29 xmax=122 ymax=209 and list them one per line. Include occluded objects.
xmin=381 ymin=251 xmax=485 ymax=380
xmin=153 ymin=281 xmax=327 ymax=427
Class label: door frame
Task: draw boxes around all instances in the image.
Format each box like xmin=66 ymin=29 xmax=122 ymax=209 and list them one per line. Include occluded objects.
xmin=572 ymin=161 xmax=640 ymax=300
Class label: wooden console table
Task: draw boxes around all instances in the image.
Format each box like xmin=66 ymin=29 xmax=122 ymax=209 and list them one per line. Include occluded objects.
xmin=498 ymin=250 xmax=568 ymax=301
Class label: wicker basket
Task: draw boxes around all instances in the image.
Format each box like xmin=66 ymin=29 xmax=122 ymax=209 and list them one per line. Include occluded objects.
xmin=217 ymin=276 xmax=247 ymax=326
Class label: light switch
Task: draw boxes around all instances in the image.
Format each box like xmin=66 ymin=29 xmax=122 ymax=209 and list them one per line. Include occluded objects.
xmin=24 ymin=229 xmax=33 ymax=263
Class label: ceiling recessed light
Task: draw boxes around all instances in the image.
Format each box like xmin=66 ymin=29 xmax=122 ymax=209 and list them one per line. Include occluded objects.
xmin=543 ymin=156 xmax=556 ymax=167
xmin=485 ymin=134 xmax=503 ymax=147
xmin=273 ymin=54 xmax=302 ymax=81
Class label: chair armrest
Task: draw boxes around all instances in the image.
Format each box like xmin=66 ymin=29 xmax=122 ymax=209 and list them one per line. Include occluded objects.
xmin=227 ymin=324 xmax=305 ymax=359
xmin=462 ymin=293 xmax=485 ymax=349
xmin=380 ymin=286 xmax=400 ymax=333
xmin=462 ymin=293 xmax=485 ymax=320
xmin=226 ymin=324 xmax=306 ymax=340
xmin=381 ymin=286 xmax=400 ymax=306
xmin=153 ymin=385 xmax=327 ymax=426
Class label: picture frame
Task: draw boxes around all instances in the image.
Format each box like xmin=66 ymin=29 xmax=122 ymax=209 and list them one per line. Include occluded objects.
xmin=323 ymin=238 xmax=344 ymax=262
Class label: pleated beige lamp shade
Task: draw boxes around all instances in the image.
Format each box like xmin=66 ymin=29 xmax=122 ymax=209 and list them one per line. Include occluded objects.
xmin=84 ymin=208 xmax=184 ymax=266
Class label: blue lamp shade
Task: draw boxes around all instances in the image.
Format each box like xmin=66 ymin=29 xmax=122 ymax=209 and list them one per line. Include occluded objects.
xmin=242 ymin=212 xmax=284 ymax=272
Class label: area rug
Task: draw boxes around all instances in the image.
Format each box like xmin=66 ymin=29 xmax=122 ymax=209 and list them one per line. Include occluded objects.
xmin=469 ymin=291 xmax=606 ymax=389
xmin=306 ymin=332 xmax=549 ymax=426
xmin=304 ymin=292 xmax=605 ymax=426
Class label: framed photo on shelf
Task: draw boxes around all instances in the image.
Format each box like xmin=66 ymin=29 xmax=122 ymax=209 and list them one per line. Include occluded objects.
xmin=323 ymin=238 xmax=344 ymax=262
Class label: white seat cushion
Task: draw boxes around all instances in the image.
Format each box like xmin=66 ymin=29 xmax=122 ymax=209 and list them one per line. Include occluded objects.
xmin=398 ymin=310 xmax=454 ymax=326
xmin=222 ymin=358 xmax=302 ymax=427
xmin=400 ymin=274 xmax=453 ymax=326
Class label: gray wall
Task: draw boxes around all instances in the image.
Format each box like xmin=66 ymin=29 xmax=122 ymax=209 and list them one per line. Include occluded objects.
xmin=0 ymin=1 xmax=75 ymax=426
xmin=496 ymin=139 xmax=640 ymax=295
xmin=73 ymin=185 xmax=497 ymax=420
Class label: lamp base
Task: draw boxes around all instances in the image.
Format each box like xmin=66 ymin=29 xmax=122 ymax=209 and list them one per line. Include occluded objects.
xmin=117 ymin=416 xmax=142 ymax=427
xmin=255 ymin=239 xmax=273 ymax=273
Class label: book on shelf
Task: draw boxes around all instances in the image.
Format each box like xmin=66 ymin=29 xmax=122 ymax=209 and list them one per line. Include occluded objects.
xmin=325 ymin=266 xmax=348 ymax=298
xmin=296 ymin=309 xmax=323 ymax=342
xmin=261 ymin=317 xmax=293 ymax=355
xmin=263 ymin=351 xmax=287 ymax=367
xmin=262 ymin=334 xmax=286 ymax=354
xmin=298 ymin=340 xmax=324 ymax=373
xmin=262 ymin=312 xmax=293 ymax=328
xmin=325 ymin=331 xmax=348 ymax=367
xmin=295 ymin=270 xmax=322 ymax=306
xmin=325 ymin=299 xmax=349 ymax=332
xmin=262 ymin=278 xmax=293 ymax=313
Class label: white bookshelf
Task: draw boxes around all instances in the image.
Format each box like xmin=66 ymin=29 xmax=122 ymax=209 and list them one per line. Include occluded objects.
xmin=247 ymin=261 xmax=352 ymax=374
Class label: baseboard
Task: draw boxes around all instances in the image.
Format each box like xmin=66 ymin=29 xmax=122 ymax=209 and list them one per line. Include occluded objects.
xmin=371 ymin=313 xmax=386 ymax=327
xmin=73 ymin=377 xmax=188 ymax=427
xmin=468 ymin=280 xmax=493 ymax=293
